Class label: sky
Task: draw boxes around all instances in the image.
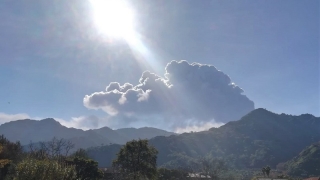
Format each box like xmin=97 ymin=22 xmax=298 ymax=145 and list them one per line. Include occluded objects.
xmin=0 ymin=0 xmax=319 ymax=132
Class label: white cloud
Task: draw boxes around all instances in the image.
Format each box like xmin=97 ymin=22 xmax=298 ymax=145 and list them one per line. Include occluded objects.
xmin=175 ymin=121 xmax=224 ymax=133
xmin=55 ymin=115 xmax=113 ymax=130
xmin=83 ymin=60 xmax=255 ymax=131
xmin=0 ymin=112 xmax=30 ymax=124
xmin=0 ymin=61 xmax=255 ymax=132
xmin=0 ymin=112 xmax=110 ymax=131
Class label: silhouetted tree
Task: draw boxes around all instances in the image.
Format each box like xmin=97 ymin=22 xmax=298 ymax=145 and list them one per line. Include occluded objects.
xmin=265 ymin=166 xmax=271 ymax=177
xmin=0 ymin=135 xmax=23 ymax=179
xmin=70 ymin=148 xmax=90 ymax=159
xmin=113 ymin=139 xmax=158 ymax=180
xmin=0 ymin=145 xmax=10 ymax=168
xmin=28 ymin=137 xmax=74 ymax=161
xmin=66 ymin=157 xmax=103 ymax=180
xmin=261 ymin=167 xmax=266 ymax=177
xmin=199 ymin=157 xmax=228 ymax=180
xmin=0 ymin=135 xmax=23 ymax=162
xmin=261 ymin=166 xmax=271 ymax=177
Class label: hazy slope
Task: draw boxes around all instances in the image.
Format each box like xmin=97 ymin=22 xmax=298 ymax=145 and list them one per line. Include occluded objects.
xmin=89 ymin=127 xmax=128 ymax=144
xmin=0 ymin=118 xmax=174 ymax=150
xmin=86 ymin=108 xmax=320 ymax=168
xmin=115 ymin=127 xmax=175 ymax=140
xmin=0 ymin=118 xmax=89 ymax=144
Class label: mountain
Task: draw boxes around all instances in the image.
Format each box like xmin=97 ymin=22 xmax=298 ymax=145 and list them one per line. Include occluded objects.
xmin=115 ymin=127 xmax=174 ymax=142
xmin=88 ymin=127 xmax=128 ymax=145
xmin=151 ymin=109 xmax=320 ymax=168
xmin=284 ymin=142 xmax=320 ymax=176
xmin=0 ymin=118 xmax=91 ymax=144
xmin=0 ymin=118 xmax=174 ymax=150
xmin=86 ymin=108 xmax=320 ymax=169
xmin=0 ymin=118 xmax=112 ymax=150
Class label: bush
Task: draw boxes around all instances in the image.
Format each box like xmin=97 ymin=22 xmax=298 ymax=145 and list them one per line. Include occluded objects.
xmin=12 ymin=158 xmax=77 ymax=180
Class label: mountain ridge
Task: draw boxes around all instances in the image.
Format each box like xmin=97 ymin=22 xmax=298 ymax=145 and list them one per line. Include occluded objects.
xmin=1 ymin=108 xmax=320 ymax=170
xmin=0 ymin=118 xmax=175 ymax=150
xmin=85 ymin=108 xmax=320 ymax=168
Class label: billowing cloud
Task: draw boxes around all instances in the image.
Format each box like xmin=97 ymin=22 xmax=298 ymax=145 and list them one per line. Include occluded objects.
xmin=84 ymin=60 xmax=254 ymax=131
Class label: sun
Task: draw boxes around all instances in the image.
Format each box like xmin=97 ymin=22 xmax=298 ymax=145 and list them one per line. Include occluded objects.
xmin=90 ymin=0 xmax=135 ymax=38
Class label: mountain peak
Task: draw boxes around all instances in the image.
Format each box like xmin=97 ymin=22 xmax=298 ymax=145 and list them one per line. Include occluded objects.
xmin=298 ymin=113 xmax=316 ymax=119
xmin=96 ymin=126 xmax=113 ymax=131
xmin=39 ymin=118 xmax=61 ymax=126
xmin=245 ymin=108 xmax=274 ymax=116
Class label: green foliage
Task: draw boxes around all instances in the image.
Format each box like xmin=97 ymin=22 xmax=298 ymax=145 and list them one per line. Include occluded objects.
xmin=66 ymin=157 xmax=103 ymax=180
xmin=161 ymin=152 xmax=199 ymax=170
xmin=148 ymin=109 xmax=320 ymax=169
xmin=284 ymin=142 xmax=320 ymax=176
xmin=0 ymin=135 xmax=23 ymax=162
xmin=0 ymin=135 xmax=104 ymax=180
xmin=0 ymin=135 xmax=23 ymax=179
xmin=12 ymin=158 xmax=77 ymax=180
xmin=113 ymin=139 xmax=158 ymax=180
xmin=0 ymin=159 xmax=10 ymax=168
xmin=0 ymin=145 xmax=11 ymax=168
xmin=82 ymin=109 xmax=320 ymax=170
xmin=0 ymin=145 xmax=11 ymax=180
xmin=87 ymin=144 xmax=121 ymax=167
xmin=199 ymin=157 xmax=228 ymax=179
xmin=70 ymin=148 xmax=90 ymax=159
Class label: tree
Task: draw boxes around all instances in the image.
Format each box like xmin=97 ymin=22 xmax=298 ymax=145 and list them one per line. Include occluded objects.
xmin=199 ymin=157 xmax=228 ymax=180
xmin=261 ymin=166 xmax=271 ymax=177
xmin=0 ymin=145 xmax=11 ymax=168
xmin=29 ymin=137 xmax=74 ymax=159
xmin=0 ymin=144 xmax=11 ymax=179
xmin=0 ymin=135 xmax=23 ymax=179
xmin=65 ymin=157 xmax=103 ymax=180
xmin=261 ymin=167 xmax=266 ymax=177
xmin=113 ymin=139 xmax=158 ymax=180
xmin=0 ymin=135 xmax=23 ymax=162
xmin=70 ymin=148 xmax=90 ymax=159
xmin=265 ymin=166 xmax=271 ymax=177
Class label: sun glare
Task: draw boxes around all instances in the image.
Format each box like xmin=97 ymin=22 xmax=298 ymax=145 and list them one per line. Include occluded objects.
xmin=90 ymin=0 xmax=135 ymax=38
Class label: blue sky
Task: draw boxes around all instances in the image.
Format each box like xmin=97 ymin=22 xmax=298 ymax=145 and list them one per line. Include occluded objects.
xmin=0 ymin=0 xmax=319 ymax=131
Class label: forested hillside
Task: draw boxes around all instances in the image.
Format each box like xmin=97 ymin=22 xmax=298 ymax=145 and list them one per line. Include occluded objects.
xmin=88 ymin=108 xmax=320 ymax=169
xmin=284 ymin=142 xmax=320 ymax=176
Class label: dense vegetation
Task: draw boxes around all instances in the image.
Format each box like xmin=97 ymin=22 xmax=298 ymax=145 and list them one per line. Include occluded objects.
xmin=113 ymin=139 xmax=158 ymax=179
xmin=0 ymin=135 xmax=102 ymax=180
xmin=87 ymin=108 xmax=320 ymax=171
xmin=283 ymin=142 xmax=320 ymax=176
xmin=0 ymin=135 xmax=23 ymax=179
xmin=0 ymin=136 xmax=241 ymax=180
